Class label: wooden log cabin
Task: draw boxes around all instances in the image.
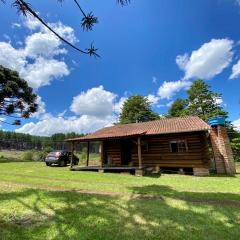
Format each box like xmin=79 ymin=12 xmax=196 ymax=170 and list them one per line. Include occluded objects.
xmin=66 ymin=116 xmax=217 ymax=176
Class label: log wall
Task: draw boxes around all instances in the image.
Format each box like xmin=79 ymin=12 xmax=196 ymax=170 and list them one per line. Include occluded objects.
xmin=102 ymin=131 xmax=210 ymax=168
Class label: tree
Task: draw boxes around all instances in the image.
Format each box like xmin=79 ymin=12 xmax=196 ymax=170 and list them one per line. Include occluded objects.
xmin=231 ymin=137 xmax=240 ymax=162
xmin=187 ymin=80 xmax=227 ymax=121
xmin=168 ymin=98 xmax=187 ymax=117
xmin=168 ymin=80 xmax=228 ymax=122
xmin=119 ymin=95 xmax=161 ymax=124
xmin=0 ymin=0 xmax=130 ymax=57
xmin=0 ymin=65 xmax=38 ymax=125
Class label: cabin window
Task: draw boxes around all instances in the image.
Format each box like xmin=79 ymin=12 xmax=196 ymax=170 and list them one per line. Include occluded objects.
xmin=170 ymin=140 xmax=188 ymax=153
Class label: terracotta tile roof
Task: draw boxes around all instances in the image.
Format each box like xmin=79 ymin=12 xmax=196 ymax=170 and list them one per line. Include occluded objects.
xmin=66 ymin=116 xmax=210 ymax=142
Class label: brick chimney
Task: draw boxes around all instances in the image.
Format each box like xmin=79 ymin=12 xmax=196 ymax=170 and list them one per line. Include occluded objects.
xmin=210 ymin=125 xmax=236 ymax=175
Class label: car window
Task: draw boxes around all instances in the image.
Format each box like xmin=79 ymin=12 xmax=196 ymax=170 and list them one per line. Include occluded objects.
xmin=49 ymin=152 xmax=57 ymax=155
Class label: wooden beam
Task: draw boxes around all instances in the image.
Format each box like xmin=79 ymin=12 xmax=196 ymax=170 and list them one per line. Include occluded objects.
xmin=86 ymin=141 xmax=90 ymax=166
xmin=70 ymin=141 xmax=74 ymax=169
xmin=137 ymin=137 xmax=142 ymax=168
xmin=100 ymin=141 xmax=104 ymax=168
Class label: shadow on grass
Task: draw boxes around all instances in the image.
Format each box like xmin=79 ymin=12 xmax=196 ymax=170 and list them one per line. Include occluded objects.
xmin=130 ymin=184 xmax=240 ymax=204
xmin=0 ymin=185 xmax=240 ymax=240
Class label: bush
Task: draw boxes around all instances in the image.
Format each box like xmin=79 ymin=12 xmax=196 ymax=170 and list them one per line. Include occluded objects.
xmin=44 ymin=146 xmax=53 ymax=153
xmin=22 ymin=151 xmax=34 ymax=161
xmin=33 ymin=147 xmax=53 ymax=161
xmin=80 ymin=152 xmax=87 ymax=160
xmin=80 ymin=147 xmax=87 ymax=160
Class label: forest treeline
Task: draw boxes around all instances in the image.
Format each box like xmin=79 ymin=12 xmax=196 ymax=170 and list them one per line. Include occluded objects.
xmin=0 ymin=130 xmax=100 ymax=153
xmin=0 ymin=130 xmax=83 ymax=143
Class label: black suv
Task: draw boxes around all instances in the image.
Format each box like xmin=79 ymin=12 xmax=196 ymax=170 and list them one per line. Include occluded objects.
xmin=45 ymin=151 xmax=79 ymax=167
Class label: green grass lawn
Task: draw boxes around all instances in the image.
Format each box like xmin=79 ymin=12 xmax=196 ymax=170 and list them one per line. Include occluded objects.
xmin=0 ymin=158 xmax=240 ymax=240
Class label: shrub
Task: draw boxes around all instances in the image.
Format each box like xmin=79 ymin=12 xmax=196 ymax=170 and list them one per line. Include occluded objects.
xmin=22 ymin=151 xmax=34 ymax=161
xmin=44 ymin=146 xmax=53 ymax=153
xmin=33 ymin=147 xmax=53 ymax=161
xmin=36 ymin=151 xmax=48 ymax=161
xmin=80 ymin=147 xmax=87 ymax=160
xmin=80 ymin=152 xmax=87 ymax=160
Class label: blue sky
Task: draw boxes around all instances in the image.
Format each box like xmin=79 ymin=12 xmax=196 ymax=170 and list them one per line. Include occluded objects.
xmin=1 ymin=0 xmax=240 ymax=135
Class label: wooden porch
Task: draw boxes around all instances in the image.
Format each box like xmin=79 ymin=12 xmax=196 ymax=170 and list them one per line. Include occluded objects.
xmin=68 ymin=135 xmax=144 ymax=175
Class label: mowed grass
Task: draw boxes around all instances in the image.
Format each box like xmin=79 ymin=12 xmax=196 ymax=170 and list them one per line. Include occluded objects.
xmin=0 ymin=159 xmax=240 ymax=240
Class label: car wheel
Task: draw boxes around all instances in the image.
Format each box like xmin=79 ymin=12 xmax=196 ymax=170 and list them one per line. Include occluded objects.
xmin=59 ymin=160 xmax=66 ymax=167
xmin=46 ymin=162 xmax=51 ymax=166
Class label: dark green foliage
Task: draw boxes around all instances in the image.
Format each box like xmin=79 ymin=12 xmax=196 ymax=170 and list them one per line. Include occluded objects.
xmin=167 ymin=98 xmax=187 ymax=117
xmin=226 ymin=122 xmax=240 ymax=161
xmin=231 ymin=138 xmax=240 ymax=162
xmin=0 ymin=130 xmax=84 ymax=150
xmin=119 ymin=95 xmax=161 ymax=124
xmin=0 ymin=65 xmax=38 ymax=125
xmin=167 ymin=80 xmax=240 ymax=161
xmin=187 ymin=80 xmax=227 ymax=121
xmin=168 ymin=80 xmax=228 ymax=121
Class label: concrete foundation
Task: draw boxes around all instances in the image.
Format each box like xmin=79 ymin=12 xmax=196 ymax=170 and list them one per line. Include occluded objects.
xmin=193 ymin=168 xmax=210 ymax=176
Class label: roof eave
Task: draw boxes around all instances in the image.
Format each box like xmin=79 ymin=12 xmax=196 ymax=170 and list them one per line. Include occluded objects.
xmin=65 ymin=128 xmax=210 ymax=142
xmin=65 ymin=132 xmax=146 ymax=142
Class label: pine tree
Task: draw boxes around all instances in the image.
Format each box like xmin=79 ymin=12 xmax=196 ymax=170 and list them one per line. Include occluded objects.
xmin=168 ymin=80 xmax=228 ymax=122
xmin=167 ymin=98 xmax=187 ymax=117
xmin=119 ymin=95 xmax=160 ymax=124
xmin=187 ymin=80 xmax=227 ymax=121
xmin=0 ymin=65 xmax=38 ymax=125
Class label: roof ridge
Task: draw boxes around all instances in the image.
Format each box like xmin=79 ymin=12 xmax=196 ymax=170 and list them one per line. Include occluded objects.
xmin=106 ymin=116 xmax=203 ymax=128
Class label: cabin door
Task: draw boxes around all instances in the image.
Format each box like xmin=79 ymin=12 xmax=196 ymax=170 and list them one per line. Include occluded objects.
xmin=121 ymin=140 xmax=132 ymax=166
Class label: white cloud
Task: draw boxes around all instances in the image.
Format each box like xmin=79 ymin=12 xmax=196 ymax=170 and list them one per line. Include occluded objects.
xmin=235 ymin=0 xmax=240 ymax=6
xmin=158 ymin=80 xmax=192 ymax=99
xmin=12 ymin=23 xmax=21 ymax=28
xmin=24 ymin=32 xmax=66 ymax=58
xmin=21 ymin=58 xmax=69 ymax=89
xmin=166 ymin=101 xmax=174 ymax=107
xmin=156 ymin=104 xmax=165 ymax=108
xmin=229 ymin=60 xmax=240 ymax=79
xmin=15 ymin=85 xmax=164 ymax=136
xmin=16 ymin=115 xmax=116 ymax=136
xmin=232 ymin=118 xmax=240 ymax=132
xmin=3 ymin=34 xmax=11 ymax=42
xmin=0 ymin=117 xmax=6 ymax=127
xmin=58 ymin=110 xmax=67 ymax=118
xmin=0 ymin=16 xmax=75 ymax=89
xmin=152 ymin=76 xmax=158 ymax=84
xmin=0 ymin=42 xmax=26 ymax=72
xmin=70 ymin=86 xmax=117 ymax=117
xmin=16 ymin=86 xmax=126 ymax=135
xmin=24 ymin=15 xmax=42 ymax=30
xmin=24 ymin=15 xmax=77 ymax=44
xmin=147 ymin=94 xmax=160 ymax=105
xmin=48 ymin=22 xmax=77 ymax=44
xmin=176 ymin=53 xmax=189 ymax=71
xmin=31 ymin=96 xmax=46 ymax=118
xmin=176 ymin=39 xmax=234 ymax=80
xmin=114 ymin=97 xmax=127 ymax=114
xmin=213 ymin=96 xmax=223 ymax=106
